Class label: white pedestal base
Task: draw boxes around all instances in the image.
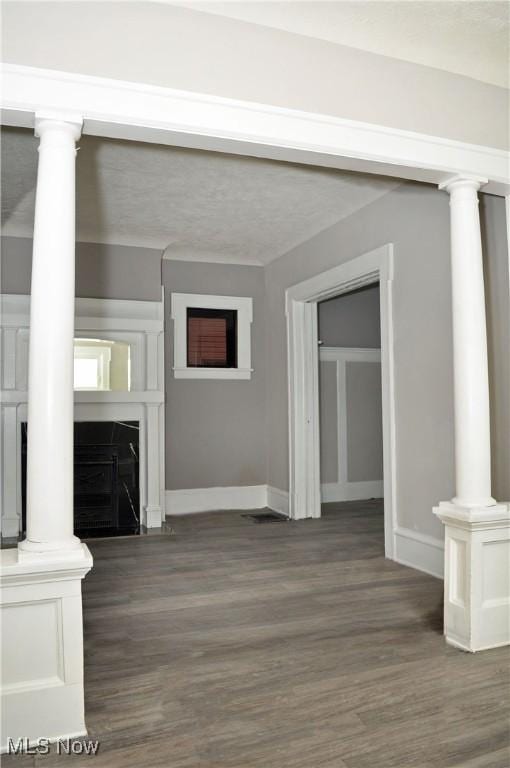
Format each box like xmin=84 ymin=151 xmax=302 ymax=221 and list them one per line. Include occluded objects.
xmin=144 ymin=504 xmax=163 ymax=529
xmin=0 ymin=544 xmax=93 ymax=750
xmin=434 ymin=502 xmax=510 ymax=652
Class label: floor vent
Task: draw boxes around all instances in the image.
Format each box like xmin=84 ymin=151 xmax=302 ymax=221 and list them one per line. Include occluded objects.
xmin=242 ymin=512 xmax=289 ymax=524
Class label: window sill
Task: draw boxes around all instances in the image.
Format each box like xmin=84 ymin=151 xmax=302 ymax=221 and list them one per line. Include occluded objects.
xmin=173 ymin=367 xmax=252 ymax=380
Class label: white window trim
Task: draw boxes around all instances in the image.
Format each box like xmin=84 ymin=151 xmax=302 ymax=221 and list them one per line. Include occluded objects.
xmin=171 ymin=293 xmax=253 ymax=380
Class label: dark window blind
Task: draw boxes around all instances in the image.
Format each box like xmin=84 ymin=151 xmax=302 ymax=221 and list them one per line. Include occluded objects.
xmin=188 ymin=317 xmax=227 ymax=366
xmin=186 ymin=308 xmax=237 ymax=368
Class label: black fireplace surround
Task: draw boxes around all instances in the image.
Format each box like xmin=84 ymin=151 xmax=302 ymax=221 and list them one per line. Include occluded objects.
xmin=22 ymin=421 xmax=140 ymax=538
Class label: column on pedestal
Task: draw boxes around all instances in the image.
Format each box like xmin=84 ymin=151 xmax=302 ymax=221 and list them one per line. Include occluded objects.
xmin=434 ymin=176 xmax=510 ymax=652
xmin=0 ymin=112 xmax=93 ymax=749
xmin=19 ymin=115 xmax=83 ymax=558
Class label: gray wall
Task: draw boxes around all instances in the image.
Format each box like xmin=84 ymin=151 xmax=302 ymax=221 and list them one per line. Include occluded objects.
xmin=2 ymin=194 xmax=507 ymax=513
xmin=1 ymin=236 xmax=163 ymax=301
xmin=319 ymin=361 xmax=339 ymax=485
xmin=318 ymin=284 xmax=380 ymax=347
xmin=265 ymin=184 xmax=509 ymax=538
xmin=481 ymin=195 xmax=510 ymax=502
xmin=2 ymin=2 xmax=507 ymax=150
xmin=265 ymin=183 xmax=455 ymax=539
xmin=163 ymin=259 xmax=266 ymax=490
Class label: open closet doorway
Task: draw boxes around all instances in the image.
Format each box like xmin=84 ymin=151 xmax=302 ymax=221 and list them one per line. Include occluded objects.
xmin=318 ymin=284 xmax=384 ymax=541
xmin=286 ymin=244 xmax=396 ymax=559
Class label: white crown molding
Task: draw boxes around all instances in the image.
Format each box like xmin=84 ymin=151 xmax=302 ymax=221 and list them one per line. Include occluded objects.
xmin=163 ymin=247 xmax=264 ymax=267
xmin=1 ymin=65 xmax=508 ymax=196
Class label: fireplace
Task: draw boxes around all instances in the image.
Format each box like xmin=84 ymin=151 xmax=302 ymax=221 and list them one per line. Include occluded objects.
xmin=1 ymin=294 xmax=165 ymax=538
xmin=21 ymin=421 xmax=140 ymax=538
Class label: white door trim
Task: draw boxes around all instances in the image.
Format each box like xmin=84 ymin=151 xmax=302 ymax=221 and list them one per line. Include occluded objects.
xmin=285 ymin=244 xmax=397 ymax=559
xmin=1 ymin=64 xmax=508 ymax=195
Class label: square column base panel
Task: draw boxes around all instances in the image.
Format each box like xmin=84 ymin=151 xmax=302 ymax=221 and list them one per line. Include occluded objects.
xmin=434 ymin=501 xmax=510 ymax=652
xmin=0 ymin=544 xmax=93 ymax=750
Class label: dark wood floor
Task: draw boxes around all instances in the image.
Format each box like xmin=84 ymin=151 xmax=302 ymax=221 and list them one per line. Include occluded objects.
xmin=6 ymin=500 xmax=510 ymax=767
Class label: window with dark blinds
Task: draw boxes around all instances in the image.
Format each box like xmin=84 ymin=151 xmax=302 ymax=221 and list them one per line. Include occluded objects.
xmin=186 ymin=308 xmax=237 ymax=368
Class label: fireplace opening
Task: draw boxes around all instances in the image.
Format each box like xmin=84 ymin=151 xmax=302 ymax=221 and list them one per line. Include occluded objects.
xmin=21 ymin=421 xmax=140 ymax=538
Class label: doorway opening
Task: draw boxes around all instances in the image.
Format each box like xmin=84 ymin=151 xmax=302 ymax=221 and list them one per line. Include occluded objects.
xmin=318 ymin=284 xmax=384 ymax=539
xmin=286 ymin=244 xmax=396 ymax=559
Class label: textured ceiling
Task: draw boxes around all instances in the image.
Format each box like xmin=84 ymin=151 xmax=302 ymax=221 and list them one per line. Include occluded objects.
xmin=168 ymin=0 xmax=509 ymax=88
xmin=1 ymin=128 xmax=399 ymax=265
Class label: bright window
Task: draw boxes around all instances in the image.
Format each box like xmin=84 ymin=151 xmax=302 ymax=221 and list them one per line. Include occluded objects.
xmin=73 ymin=339 xmax=131 ymax=391
xmin=74 ymin=357 xmax=101 ymax=389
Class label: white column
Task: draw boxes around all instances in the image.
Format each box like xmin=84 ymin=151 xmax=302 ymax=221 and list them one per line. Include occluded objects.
xmin=18 ymin=115 xmax=83 ymax=559
xmin=0 ymin=113 xmax=92 ymax=749
xmin=442 ymin=177 xmax=495 ymax=507
xmin=434 ymin=176 xmax=510 ymax=652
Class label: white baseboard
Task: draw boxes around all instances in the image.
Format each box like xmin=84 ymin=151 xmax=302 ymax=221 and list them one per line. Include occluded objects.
xmin=394 ymin=526 xmax=444 ymax=579
xmin=165 ymin=485 xmax=290 ymax=516
xmin=321 ymin=480 xmax=384 ymax=503
xmin=166 ymin=485 xmax=267 ymax=515
xmin=267 ymin=486 xmax=290 ymax=517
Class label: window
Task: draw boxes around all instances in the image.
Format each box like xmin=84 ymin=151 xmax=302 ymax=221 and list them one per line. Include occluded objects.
xmin=187 ymin=308 xmax=237 ymax=368
xmin=73 ymin=339 xmax=131 ymax=391
xmin=171 ymin=293 xmax=253 ymax=379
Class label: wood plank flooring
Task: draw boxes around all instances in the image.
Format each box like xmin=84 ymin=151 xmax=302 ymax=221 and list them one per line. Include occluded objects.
xmin=5 ymin=500 xmax=510 ymax=767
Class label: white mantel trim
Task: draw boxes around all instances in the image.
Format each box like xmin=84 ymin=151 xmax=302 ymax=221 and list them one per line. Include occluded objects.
xmin=1 ymin=293 xmax=164 ymax=331
xmin=0 ymin=293 xmax=166 ymax=536
xmin=1 ymin=65 xmax=508 ymax=195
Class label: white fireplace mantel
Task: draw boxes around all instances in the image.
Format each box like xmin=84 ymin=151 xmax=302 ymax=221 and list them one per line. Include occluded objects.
xmin=0 ymin=292 xmax=166 ymax=537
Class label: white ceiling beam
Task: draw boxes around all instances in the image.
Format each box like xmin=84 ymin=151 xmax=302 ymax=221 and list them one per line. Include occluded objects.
xmin=1 ymin=64 xmax=509 ymax=196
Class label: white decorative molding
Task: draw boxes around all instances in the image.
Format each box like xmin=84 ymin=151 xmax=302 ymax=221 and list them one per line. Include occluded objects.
xmin=322 ymin=481 xmax=384 ymax=504
xmin=434 ymin=502 xmax=510 ymax=651
xmin=319 ymin=346 xmax=382 ymax=362
xmin=267 ymin=487 xmax=290 ymax=517
xmin=0 ymin=293 xmax=164 ymax=332
xmin=0 ymin=544 xmax=93 ymax=750
xmin=0 ymin=293 xmax=166 ymax=535
xmin=1 ymin=65 xmax=509 ymax=196
xmin=172 ymin=367 xmax=252 ymax=381
xmin=285 ymin=245 xmax=397 ymax=561
xmin=171 ymin=292 xmax=253 ymax=380
xmin=394 ymin=526 xmax=444 ymax=580
xmin=166 ymin=485 xmax=268 ymax=515
xmin=319 ymin=346 xmax=383 ymax=503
